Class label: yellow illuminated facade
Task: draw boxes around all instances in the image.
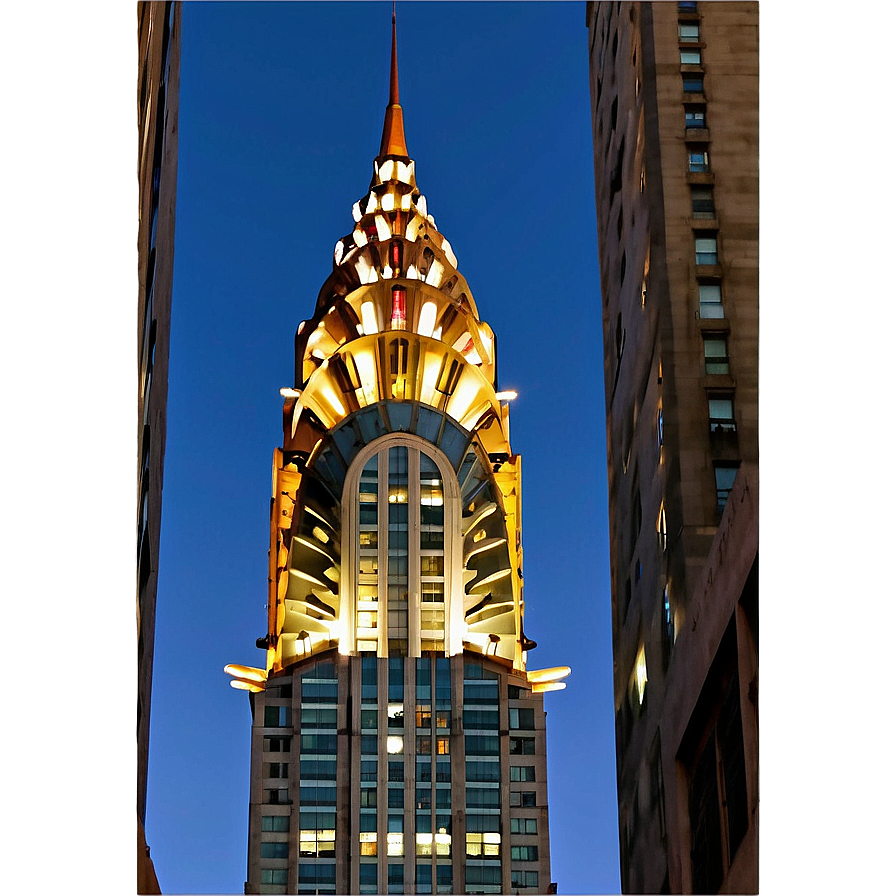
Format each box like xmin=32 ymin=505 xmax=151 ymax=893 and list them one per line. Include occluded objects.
xmin=235 ymin=16 xmax=565 ymax=895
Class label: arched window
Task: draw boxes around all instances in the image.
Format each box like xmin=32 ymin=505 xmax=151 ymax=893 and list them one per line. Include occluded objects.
xmin=342 ymin=435 xmax=461 ymax=657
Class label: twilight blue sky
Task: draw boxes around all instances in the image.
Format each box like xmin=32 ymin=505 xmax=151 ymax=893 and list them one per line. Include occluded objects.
xmin=149 ymin=2 xmax=618 ymax=894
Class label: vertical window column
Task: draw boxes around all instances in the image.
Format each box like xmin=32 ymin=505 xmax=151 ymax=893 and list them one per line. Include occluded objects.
xmin=387 ymin=446 xmax=409 ymax=654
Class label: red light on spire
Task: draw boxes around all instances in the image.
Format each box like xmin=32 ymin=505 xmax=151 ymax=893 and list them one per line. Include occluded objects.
xmin=391 ymin=286 xmax=407 ymax=330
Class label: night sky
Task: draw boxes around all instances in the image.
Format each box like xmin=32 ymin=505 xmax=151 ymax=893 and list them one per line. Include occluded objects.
xmin=148 ymin=2 xmax=618 ymax=893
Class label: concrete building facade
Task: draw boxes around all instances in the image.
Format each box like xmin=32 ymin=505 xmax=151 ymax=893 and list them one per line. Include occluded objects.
xmin=586 ymin=2 xmax=758 ymax=892
xmin=228 ymin=17 xmax=566 ymax=896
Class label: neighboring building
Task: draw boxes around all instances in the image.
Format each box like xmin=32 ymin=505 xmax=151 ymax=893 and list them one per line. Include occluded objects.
xmin=586 ymin=2 xmax=758 ymax=893
xmin=138 ymin=2 xmax=181 ymax=891
xmin=227 ymin=16 xmax=566 ymax=896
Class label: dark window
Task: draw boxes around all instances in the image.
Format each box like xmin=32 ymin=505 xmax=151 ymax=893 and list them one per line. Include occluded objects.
xmin=510 ymin=791 xmax=537 ymax=808
xmin=267 ymin=762 xmax=289 ymax=779
xmin=262 ymin=815 xmax=290 ymax=832
xmin=260 ymin=842 xmax=289 ymax=859
xmin=683 ymin=75 xmax=704 ymax=93
xmin=264 ymin=705 xmax=291 ymax=727
xmin=714 ymin=464 xmax=740 ymax=517
xmin=691 ymin=186 xmax=715 ymax=218
xmin=509 ymin=737 xmax=535 ymax=755
xmin=510 ymin=845 xmax=539 ymax=861
xmin=509 ymin=707 xmax=535 ymax=729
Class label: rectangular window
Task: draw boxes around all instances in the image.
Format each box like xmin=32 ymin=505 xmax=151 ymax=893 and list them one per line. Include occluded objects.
xmin=360 ymin=759 xmax=378 ymax=781
xmin=685 ymin=106 xmax=706 ymax=129
xmin=714 ymin=464 xmax=740 ymax=517
xmin=264 ymin=705 xmax=291 ymax=727
xmin=466 ymin=787 xmax=500 ymax=809
xmin=683 ymin=75 xmax=704 ymax=93
xmin=703 ymin=337 xmax=730 ymax=374
xmin=679 ymin=22 xmax=700 ymax=41
xmin=301 ymin=733 xmax=338 ymax=753
xmin=688 ymin=148 xmax=709 ymax=172
xmin=465 ymin=735 xmax=500 ymax=756
xmin=267 ymin=762 xmax=289 ymax=779
xmin=262 ymin=815 xmax=290 ymax=832
xmin=360 ymin=787 xmax=377 ymax=808
xmin=264 ymin=736 xmax=292 ymax=752
xmin=463 ymin=708 xmax=499 ymax=730
xmin=465 ymin=760 xmax=500 ymax=783
xmin=261 ymin=870 xmax=288 ymax=885
xmin=691 ymin=186 xmax=715 ymax=218
xmin=510 ymin=765 xmax=535 ymax=782
xmin=465 ymin=831 xmax=501 ymax=857
xmin=680 ymin=48 xmax=702 ymax=64
xmin=509 ymin=737 xmax=535 ymax=755
xmin=708 ymin=396 xmax=736 ymax=433
xmin=260 ymin=842 xmax=289 ymax=859
xmin=266 ymin=788 xmax=289 ymax=804
xmin=509 ymin=791 xmax=537 ymax=808
xmin=698 ymin=283 xmax=723 ymax=318
xmin=511 ymin=845 xmax=539 ymax=861
xmin=695 ymin=235 xmax=718 ymax=265
xmin=509 ymin=707 xmax=535 ymax=730
xmin=511 ymin=870 xmax=538 ymax=889
xmin=510 ymin=817 xmax=537 ymax=835
xmin=301 ymin=707 xmax=337 ymax=728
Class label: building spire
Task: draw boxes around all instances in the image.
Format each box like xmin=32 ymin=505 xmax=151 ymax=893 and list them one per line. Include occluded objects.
xmin=378 ymin=4 xmax=408 ymax=158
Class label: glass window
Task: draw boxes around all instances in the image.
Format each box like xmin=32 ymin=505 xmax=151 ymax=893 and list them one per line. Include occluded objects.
xmin=714 ymin=464 xmax=740 ymax=517
xmin=261 ymin=870 xmax=288 ymax=885
xmin=466 ymin=787 xmax=500 ymax=809
xmin=688 ymin=148 xmax=709 ymax=172
xmin=509 ymin=737 xmax=535 ymax=755
xmin=682 ymin=75 xmax=704 ymax=93
xmin=465 ymin=831 xmax=501 ymax=857
xmin=708 ymin=396 xmax=736 ymax=432
xmin=267 ymin=762 xmax=289 ymax=778
xmin=703 ymin=337 xmax=730 ymax=374
xmin=511 ymin=871 xmax=538 ymax=889
xmin=465 ymin=760 xmax=500 ymax=783
xmin=264 ymin=705 xmax=291 ymax=727
xmin=679 ymin=22 xmax=700 ymax=41
xmin=262 ymin=815 xmax=290 ymax=832
xmin=509 ymin=707 xmax=535 ymax=730
xmin=510 ymin=845 xmax=539 ymax=862
xmin=510 ymin=791 xmax=537 ymax=808
xmin=680 ymin=48 xmax=701 ymax=64
xmin=695 ymin=236 xmax=718 ymax=265
xmin=691 ymin=186 xmax=715 ymax=218
xmin=266 ymin=788 xmax=289 ymax=804
xmin=466 ymin=735 xmax=500 ymax=756
xmin=510 ymin=765 xmax=535 ymax=782
xmin=698 ymin=283 xmax=724 ymax=318
xmin=264 ymin=736 xmax=292 ymax=752
xmin=463 ymin=708 xmax=499 ymax=730
xmin=260 ymin=842 xmax=289 ymax=859
xmin=685 ymin=106 xmax=706 ymax=129
xmin=510 ymin=817 xmax=537 ymax=835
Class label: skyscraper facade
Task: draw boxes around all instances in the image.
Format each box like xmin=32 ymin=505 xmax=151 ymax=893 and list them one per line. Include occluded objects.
xmin=228 ymin=18 xmax=566 ymax=896
xmin=586 ymin=2 xmax=758 ymax=892
xmin=138 ymin=2 xmax=181 ymax=891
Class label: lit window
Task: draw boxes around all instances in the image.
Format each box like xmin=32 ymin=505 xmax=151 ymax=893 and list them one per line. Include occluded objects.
xmin=465 ymin=831 xmax=501 ymax=857
xmin=698 ymin=283 xmax=724 ymax=318
xmin=688 ymin=148 xmax=710 ymax=172
xmin=691 ymin=186 xmax=715 ymax=218
xmin=685 ymin=106 xmax=706 ymax=129
xmin=714 ymin=464 xmax=740 ymax=518
xmin=680 ymin=48 xmax=701 ymax=64
xmin=387 ymin=735 xmax=404 ymax=754
xmin=695 ymin=235 xmax=718 ymax=265
xmin=360 ymin=831 xmax=378 ymax=856
xmin=657 ymin=503 xmax=667 ymax=552
xmin=633 ymin=645 xmax=648 ymax=706
xmin=703 ymin=337 xmax=730 ymax=374
xmin=679 ymin=22 xmax=700 ymax=42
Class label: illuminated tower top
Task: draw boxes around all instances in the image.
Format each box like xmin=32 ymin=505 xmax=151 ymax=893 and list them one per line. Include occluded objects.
xmin=227 ymin=11 xmax=569 ymax=696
